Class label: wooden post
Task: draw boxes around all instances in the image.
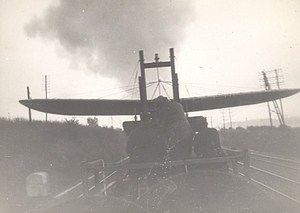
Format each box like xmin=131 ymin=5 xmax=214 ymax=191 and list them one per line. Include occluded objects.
xmin=170 ymin=48 xmax=180 ymax=102
xmin=94 ymin=170 xmax=100 ymax=188
xmin=243 ymin=149 xmax=251 ymax=180
xmin=232 ymin=159 xmax=238 ymax=175
xmin=139 ymin=50 xmax=148 ymax=120
xmin=26 ymin=86 xmax=32 ymax=122
xmin=99 ymin=159 xmax=107 ymax=196
xmin=81 ymin=161 xmax=88 ymax=195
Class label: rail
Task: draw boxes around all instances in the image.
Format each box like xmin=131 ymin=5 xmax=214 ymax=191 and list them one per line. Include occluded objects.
xmin=229 ymin=149 xmax=300 ymax=206
xmin=250 ymin=157 xmax=299 ymax=170
xmin=249 ymin=149 xmax=300 ymax=164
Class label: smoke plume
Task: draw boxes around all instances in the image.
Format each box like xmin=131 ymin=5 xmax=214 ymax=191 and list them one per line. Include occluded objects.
xmin=25 ymin=0 xmax=195 ymax=84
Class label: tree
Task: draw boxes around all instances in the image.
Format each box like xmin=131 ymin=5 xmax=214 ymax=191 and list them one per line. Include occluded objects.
xmin=64 ymin=117 xmax=79 ymax=126
xmin=87 ymin=117 xmax=98 ymax=127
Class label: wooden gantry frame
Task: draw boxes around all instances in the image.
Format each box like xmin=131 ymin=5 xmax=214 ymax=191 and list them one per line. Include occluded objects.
xmin=138 ymin=48 xmax=180 ymax=120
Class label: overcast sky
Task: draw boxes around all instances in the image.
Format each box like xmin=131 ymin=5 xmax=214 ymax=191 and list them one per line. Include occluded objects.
xmin=1 ymin=0 xmax=300 ymax=127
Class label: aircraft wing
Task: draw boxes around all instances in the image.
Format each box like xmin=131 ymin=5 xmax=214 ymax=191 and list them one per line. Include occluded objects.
xmin=19 ymin=89 xmax=300 ymax=116
xmin=180 ymin=89 xmax=300 ymax=112
xmin=19 ymin=99 xmax=141 ymax=116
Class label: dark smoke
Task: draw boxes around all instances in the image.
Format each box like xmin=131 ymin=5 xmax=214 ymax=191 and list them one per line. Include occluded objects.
xmin=25 ymin=0 xmax=195 ymax=84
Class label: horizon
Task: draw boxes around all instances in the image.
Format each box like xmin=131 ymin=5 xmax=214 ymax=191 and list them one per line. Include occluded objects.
xmin=2 ymin=115 xmax=300 ymax=130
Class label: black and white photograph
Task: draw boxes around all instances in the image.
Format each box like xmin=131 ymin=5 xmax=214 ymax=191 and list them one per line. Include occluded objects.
xmin=1 ymin=0 xmax=300 ymax=212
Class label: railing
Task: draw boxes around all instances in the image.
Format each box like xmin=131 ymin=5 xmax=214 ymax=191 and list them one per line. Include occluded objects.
xmin=52 ymin=157 xmax=129 ymax=199
xmin=80 ymin=156 xmax=130 ymax=196
xmin=81 ymin=149 xmax=250 ymax=196
xmin=54 ymin=147 xmax=300 ymax=208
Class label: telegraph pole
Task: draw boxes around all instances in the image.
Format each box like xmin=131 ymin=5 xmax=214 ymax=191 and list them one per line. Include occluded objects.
xmin=27 ymin=86 xmax=32 ymax=122
xmin=210 ymin=116 xmax=213 ymax=128
xmin=266 ymin=102 xmax=273 ymax=127
xmin=228 ymin=108 xmax=232 ymax=128
xmin=44 ymin=75 xmax=48 ymax=122
xmin=275 ymin=69 xmax=285 ymax=124
xmin=222 ymin=110 xmax=226 ymax=129
xmin=260 ymin=70 xmax=285 ymax=126
xmin=261 ymin=71 xmax=273 ymax=126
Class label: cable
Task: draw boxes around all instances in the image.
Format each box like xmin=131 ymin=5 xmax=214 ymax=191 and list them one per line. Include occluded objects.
xmin=151 ymin=84 xmax=160 ymax=99
xmin=97 ymin=85 xmax=140 ymax=99
xmin=126 ymin=60 xmax=140 ymax=96
xmin=161 ymin=82 xmax=171 ymax=99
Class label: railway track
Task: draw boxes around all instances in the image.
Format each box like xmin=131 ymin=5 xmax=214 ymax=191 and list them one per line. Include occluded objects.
xmin=43 ymin=149 xmax=299 ymax=211
xmin=221 ymin=148 xmax=300 ymax=207
xmin=247 ymin=150 xmax=300 ymax=206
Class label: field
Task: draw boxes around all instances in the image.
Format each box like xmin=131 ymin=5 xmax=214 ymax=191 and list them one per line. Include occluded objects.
xmin=0 ymin=118 xmax=127 ymax=212
xmin=220 ymin=126 xmax=300 ymax=160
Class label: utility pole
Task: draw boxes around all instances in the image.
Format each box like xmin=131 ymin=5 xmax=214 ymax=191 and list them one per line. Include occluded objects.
xmin=210 ymin=116 xmax=213 ymax=128
xmin=222 ymin=110 xmax=226 ymax=129
xmin=111 ymin=116 xmax=114 ymax=128
xmin=260 ymin=70 xmax=285 ymax=126
xmin=44 ymin=75 xmax=48 ymax=122
xmin=275 ymin=69 xmax=285 ymax=124
xmin=266 ymin=102 xmax=273 ymax=127
xmin=228 ymin=108 xmax=232 ymax=128
xmin=262 ymin=71 xmax=273 ymax=126
xmin=27 ymin=86 xmax=32 ymax=122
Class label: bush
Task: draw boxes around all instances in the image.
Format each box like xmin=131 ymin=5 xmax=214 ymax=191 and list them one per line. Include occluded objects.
xmin=64 ymin=117 xmax=80 ymax=126
xmin=87 ymin=117 xmax=99 ymax=127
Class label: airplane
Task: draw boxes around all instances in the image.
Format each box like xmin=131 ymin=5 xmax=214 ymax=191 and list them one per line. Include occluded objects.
xmin=18 ymin=89 xmax=300 ymax=117
xmin=19 ymin=47 xmax=300 ymax=168
xmin=19 ymin=48 xmax=300 ymax=123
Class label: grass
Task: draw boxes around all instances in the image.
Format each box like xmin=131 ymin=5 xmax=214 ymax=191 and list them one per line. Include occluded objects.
xmin=0 ymin=117 xmax=127 ymax=212
xmin=220 ymin=125 xmax=300 ymax=160
xmin=1 ymin=118 xmax=299 ymax=212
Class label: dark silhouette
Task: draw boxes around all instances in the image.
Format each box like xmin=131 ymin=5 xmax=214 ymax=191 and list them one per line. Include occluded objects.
xmin=126 ymin=120 xmax=166 ymax=165
xmin=151 ymin=96 xmax=193 ymax=161
xmin=125 ymin=119 xmax=167 ymax=197
xmin=192 ymin=116 xmax=228 ymax=171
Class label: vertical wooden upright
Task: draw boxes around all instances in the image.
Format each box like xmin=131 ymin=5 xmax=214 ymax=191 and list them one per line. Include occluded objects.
xmin=243 ymin=149 xmax=251 ymax=180
xmin=139 ymin=50 xmax=148 ymax=120
xmin=170 ymin=48 xmax=180 ymax=102
xmin=81 ymin=161 xmax=88 ymax=196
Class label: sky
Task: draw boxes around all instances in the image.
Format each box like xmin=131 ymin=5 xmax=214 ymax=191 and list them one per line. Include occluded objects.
xmin=1 ymin=0 xmax=300 ymax=128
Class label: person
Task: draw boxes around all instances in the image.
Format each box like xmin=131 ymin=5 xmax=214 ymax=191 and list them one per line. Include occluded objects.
xmin=192 ymin=116 xmax=228 ymax=171
xmin=126 ymin=119 xmax=166 ymax=164
xmin=125 ymin=119 xmax=167 ymax=198
xmin=126 ymin=96 xmax=194 ymax=186
xmin=151 ymin=96 xmax=193 ymax=161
